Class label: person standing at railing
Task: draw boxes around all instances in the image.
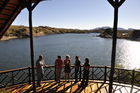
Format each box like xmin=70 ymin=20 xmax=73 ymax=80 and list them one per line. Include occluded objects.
xmin=55 ymin=56 xmax=64 ymax=83
xmin=81 ymin=58 xmax=90 ymax=87
xmin=74 ymin=56 xmax=81 ymax=83
xmin=36 ymin=55 xmax=47 ymax=86
xmin=64 ymin=55 xmax=71 ymax=82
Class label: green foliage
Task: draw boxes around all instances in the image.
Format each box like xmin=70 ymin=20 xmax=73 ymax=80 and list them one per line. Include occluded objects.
xmin=114 ymin=64 xmax=140 ymax=86
xmin=5 ymin=25 xmax=29 ymax=38
xmin=115 ymin=64 xmax=124 ymax=68
xmin=104 ymin=28 xmax=113 ymax=35
xmin=99 ymin=28 xmax=140 ymax=40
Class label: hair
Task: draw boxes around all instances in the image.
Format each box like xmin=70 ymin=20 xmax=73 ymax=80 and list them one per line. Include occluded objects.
xmin=85 ymin=58 xmax=89 ymax=64
xmin=39 ymin=55 xmax=43 ymax=59
xmin=58 ymin=56 xmax=61 ymax=58
xmin=75 ymin=56 xmax=79 ymax=59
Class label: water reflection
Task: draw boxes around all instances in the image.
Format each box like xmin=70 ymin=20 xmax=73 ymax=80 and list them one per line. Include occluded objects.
xmin=117 ymin=39 xmax=140 ymax=69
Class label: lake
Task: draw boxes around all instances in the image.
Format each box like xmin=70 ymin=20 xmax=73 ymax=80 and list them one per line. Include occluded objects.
xmin=0 ymin=33 xmax=140 ymax=71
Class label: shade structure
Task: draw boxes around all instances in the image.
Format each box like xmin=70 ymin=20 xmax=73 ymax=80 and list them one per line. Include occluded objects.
xmin=0 ymin=0 xmax=42 ymax=39
xmin=0 ymin=0 xmax=126 ymax=93
xmin=0 ymin=0 xmax=43 ymax=92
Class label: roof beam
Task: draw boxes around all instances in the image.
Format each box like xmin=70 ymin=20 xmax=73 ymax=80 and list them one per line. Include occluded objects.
xmin=0 ymin=0 xmax=10 ymax=14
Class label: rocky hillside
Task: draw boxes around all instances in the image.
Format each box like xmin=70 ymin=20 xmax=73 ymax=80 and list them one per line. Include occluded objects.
xmin=99 ymin=28 xmax=140 ymax=41
xmin=2 ymin=25 xmax=102 ymax=40
xmin=1 ymin=25 xmax=140 ymax=41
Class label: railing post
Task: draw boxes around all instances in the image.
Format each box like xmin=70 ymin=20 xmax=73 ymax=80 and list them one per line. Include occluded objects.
xmin=104 ymin=66 xmax=107 ymax=83
xmin=117 ymin=68 xmax=120 ymax=83
xmin=79 ymin=66 xmax=81 ymax=81
xmin=12 ymin=71 xmax=14 ymax=85
xmin=55 ymin=66 xmax=56 ymax=81
xmin=28 ymin=67 xmax=31 ymax=84
xmin=92 ymin=66 xmax=94 ymax=80
xmin=130 ymin=70 xmax=135 ymax=93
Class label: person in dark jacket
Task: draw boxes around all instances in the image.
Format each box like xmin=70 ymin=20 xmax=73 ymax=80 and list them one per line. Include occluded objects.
xmin=81 ymin=58 xmax=90 ymax=86
xmin=64 ymin=55 xmax=71 ymax=82
xmin=74 ymin=56 xmax=81 ymax=83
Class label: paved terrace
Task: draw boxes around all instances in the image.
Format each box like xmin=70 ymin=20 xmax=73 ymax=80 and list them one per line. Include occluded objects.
xmin=0 ymin=80 xmax=106 ymax=93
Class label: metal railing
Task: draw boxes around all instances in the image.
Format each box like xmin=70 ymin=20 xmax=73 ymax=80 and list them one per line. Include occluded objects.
xmin=0 ymin=65 xmax=140 ymax=92
xmin=0 ymin=67 xmax=31 ymax=88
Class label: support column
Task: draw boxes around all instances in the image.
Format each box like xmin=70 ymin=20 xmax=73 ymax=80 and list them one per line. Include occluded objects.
xmin=107 ymin=0 xmax=125 ymax=93
xmin=29 ymin=7 xmax=36 ymax=93
xmin=25 ymin=0 xmax=41 ymax=92
xmin=27 ymin=0 xmax=36 ymax=92
xmin=109 ymin=6 xmax=118 ymax=93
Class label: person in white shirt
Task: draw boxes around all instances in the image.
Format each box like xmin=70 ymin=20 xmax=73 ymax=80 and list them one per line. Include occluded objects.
xmin=36 ymin=55 xmax=46 ymax=86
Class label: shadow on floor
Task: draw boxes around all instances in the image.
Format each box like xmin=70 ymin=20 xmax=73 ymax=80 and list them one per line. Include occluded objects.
xmin=24 ymin=81 xmax=87 ymax=93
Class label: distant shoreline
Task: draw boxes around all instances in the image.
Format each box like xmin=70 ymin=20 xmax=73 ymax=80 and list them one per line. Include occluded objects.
xmin=1 ymin=25 xmax=140 ymax=41
xmin=0 ymin=25 xmax=101 ymax=41
xmin=1 ymin=36 xmax=18 ymax=41
xmin=0 ymin=32 xmax=92 ymax=41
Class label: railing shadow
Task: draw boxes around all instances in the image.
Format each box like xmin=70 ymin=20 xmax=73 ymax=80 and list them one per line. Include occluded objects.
xmin=23 ymin=81 xmax=87 ymax=93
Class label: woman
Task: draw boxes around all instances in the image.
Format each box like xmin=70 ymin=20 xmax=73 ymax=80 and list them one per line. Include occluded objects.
xmin=64 ymin=55 xmax=71 ymax=82
xmin=55 ymin=56 xmax=64 ymax=83
xmin=81 ymin=58 xmax=90 ymax=86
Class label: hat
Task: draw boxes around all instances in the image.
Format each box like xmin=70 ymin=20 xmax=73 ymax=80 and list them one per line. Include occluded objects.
xmin=66 ymin=54 xmax=70 ymax=58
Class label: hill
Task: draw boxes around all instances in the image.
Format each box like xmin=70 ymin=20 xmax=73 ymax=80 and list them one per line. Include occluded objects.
xmin=1 ymin=25 xmax=140 ymax=41
xmin=1 ymin=25 xmax=103 ymax=40
xmin=99 ymin=28 xmax=140 ymax=41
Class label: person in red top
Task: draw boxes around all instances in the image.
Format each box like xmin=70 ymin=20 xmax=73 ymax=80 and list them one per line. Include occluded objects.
xmin=55 ymin=56 xmax=64 ymax=83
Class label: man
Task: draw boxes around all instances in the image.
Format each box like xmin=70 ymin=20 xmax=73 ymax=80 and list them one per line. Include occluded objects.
xmin=55 ymin=56 xmax=64 ymax=83
xmin=36 ymin=55 xmax=46 ymax=86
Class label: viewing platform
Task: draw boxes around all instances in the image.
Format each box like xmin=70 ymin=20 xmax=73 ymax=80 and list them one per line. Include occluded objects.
xmin=0 ymin=65 xmax=140 ymax=93
xmin=0 ymin=80 xmax=108 ymax=93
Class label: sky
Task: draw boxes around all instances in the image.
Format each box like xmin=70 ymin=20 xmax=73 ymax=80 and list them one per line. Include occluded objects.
xmin=12 ymin=0 xmax=140 ymax=30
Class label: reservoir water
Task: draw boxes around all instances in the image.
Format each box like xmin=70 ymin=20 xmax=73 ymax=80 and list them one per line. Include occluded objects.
xmin=0 ymin=33 xmax=140 ymax=71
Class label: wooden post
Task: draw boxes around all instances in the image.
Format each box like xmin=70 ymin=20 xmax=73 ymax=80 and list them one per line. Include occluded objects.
xmin=80 ymin=66 xmax=81 ymax=81
xmin=92 ymin=67 xmax=94 ymax=80
xmin=104 ymin=66 xmax=107 ymax=83
xmin=107 ymin=0 xmax=125 ymax=93
xmin=28 ymin=67 xmax=31 ymax=84
xmin=130 ymin=70 xmax=135 ymax=93
xmin=109 ymin=6 xmax=118 ymax=93
xmin=25 ymin=0 xmax=41 ymax=92
xmin=28 ymin=1 xmax=36 ymax=92
xmin=12 ymin=71 xmax=14 ymax=85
